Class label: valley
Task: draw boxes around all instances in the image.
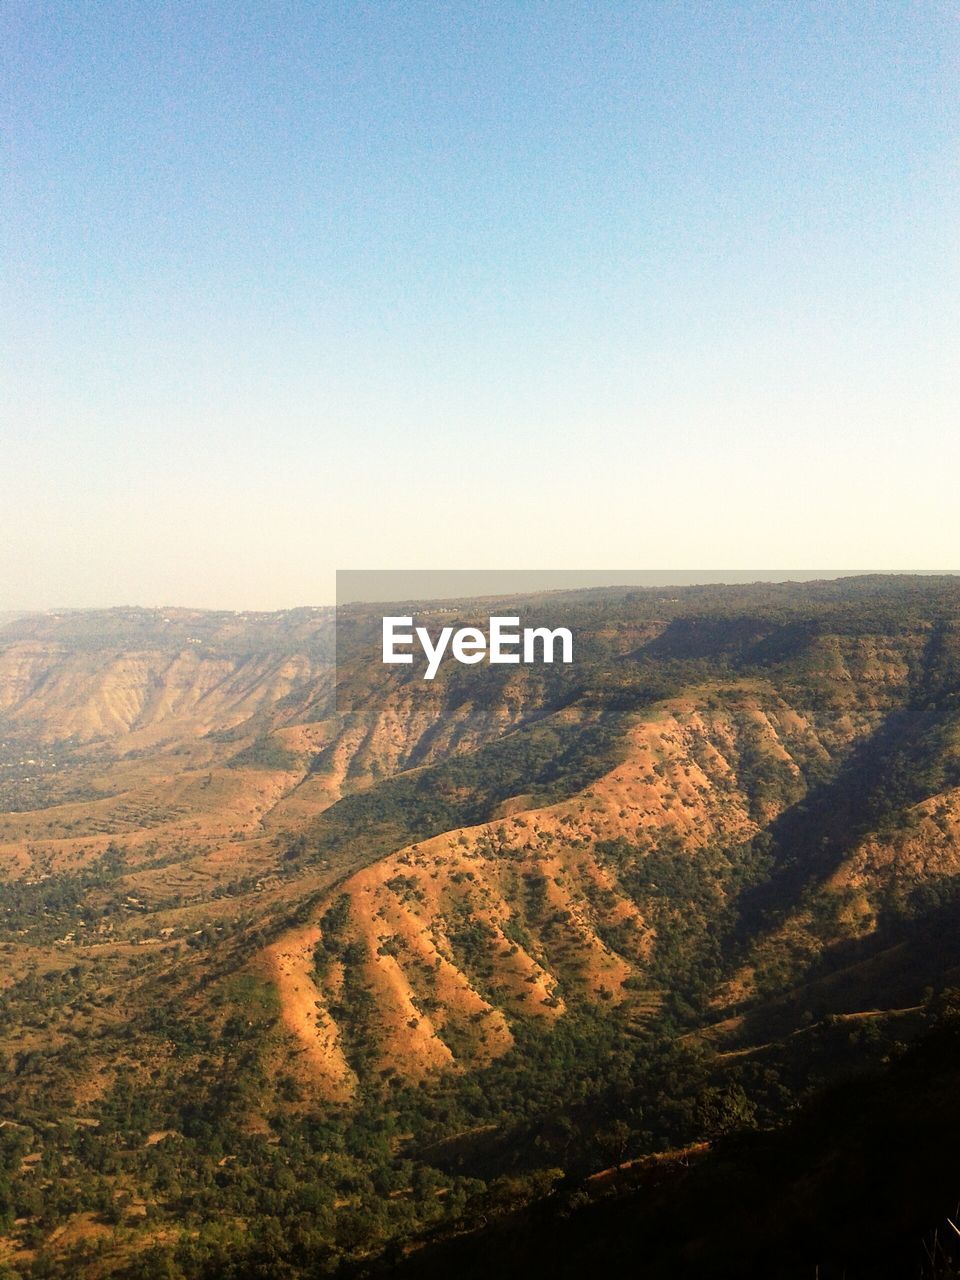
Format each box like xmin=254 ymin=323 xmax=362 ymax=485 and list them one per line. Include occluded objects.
xmin=3 ymin=579 xmax=960 ymax=1278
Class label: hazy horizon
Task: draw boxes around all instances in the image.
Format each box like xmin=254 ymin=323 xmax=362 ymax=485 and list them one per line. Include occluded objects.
xmin=3 ymin=570 xmax=960 ymax=616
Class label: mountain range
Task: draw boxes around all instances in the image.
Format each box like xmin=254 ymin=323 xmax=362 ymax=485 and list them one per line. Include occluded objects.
xmin=3 ymin=577 xmax=960 ymax=1278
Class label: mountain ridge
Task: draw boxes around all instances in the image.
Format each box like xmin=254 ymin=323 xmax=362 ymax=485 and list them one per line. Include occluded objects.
xmin=4 ymin=577 xmax=960 ymax=1277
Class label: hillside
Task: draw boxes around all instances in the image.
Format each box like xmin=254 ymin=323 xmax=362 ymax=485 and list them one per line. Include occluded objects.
xmin=3 ymin=577 xmax=960 ymax=1278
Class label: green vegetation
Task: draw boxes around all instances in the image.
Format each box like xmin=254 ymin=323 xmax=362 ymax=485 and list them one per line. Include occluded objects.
xmin=295 ymin=713 xmax=632 ymax=871
xmin=227 ymin=737 xmax=302 ymax=772
xmin=5 ymin=579 xmax=960 ymax=1277
xmin=0 ymin=845 xmax=127 ymax=942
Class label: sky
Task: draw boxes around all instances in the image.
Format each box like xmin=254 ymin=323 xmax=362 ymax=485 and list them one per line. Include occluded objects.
xmin=3 ymin=1 xmax=958 ymax=609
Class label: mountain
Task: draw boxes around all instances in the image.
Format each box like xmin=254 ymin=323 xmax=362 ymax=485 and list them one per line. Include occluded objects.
xmin=3 ymin=577 xmax=960 ymax=1279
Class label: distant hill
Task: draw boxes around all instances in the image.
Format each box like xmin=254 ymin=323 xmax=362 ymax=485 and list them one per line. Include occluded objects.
xmin=0 ymin=610 xmax=35 ymax=634
xmin=3 ymin=576 xmax=960 ymax=1278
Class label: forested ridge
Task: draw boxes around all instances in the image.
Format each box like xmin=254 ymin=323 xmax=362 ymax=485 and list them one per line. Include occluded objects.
xmin=3 ymin=578 xmax=960 ymax=1278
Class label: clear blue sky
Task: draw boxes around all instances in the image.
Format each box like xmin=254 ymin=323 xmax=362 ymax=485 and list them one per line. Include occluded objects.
xmin=3 ymin=2 xmax=958 ymax=608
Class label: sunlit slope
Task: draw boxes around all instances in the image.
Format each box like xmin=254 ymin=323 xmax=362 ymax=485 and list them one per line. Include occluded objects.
xmin=5 ymin=579 xmax=960 ymax=1112
xmin=6 ymin=581 xmax=960 ymax=1278
xmin=267 ymin=668 xmax=925 ymax=1091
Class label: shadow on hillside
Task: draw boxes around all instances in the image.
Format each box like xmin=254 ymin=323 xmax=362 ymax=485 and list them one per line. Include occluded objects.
xmin=735 ymin=619 xmax=960 ymax=934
